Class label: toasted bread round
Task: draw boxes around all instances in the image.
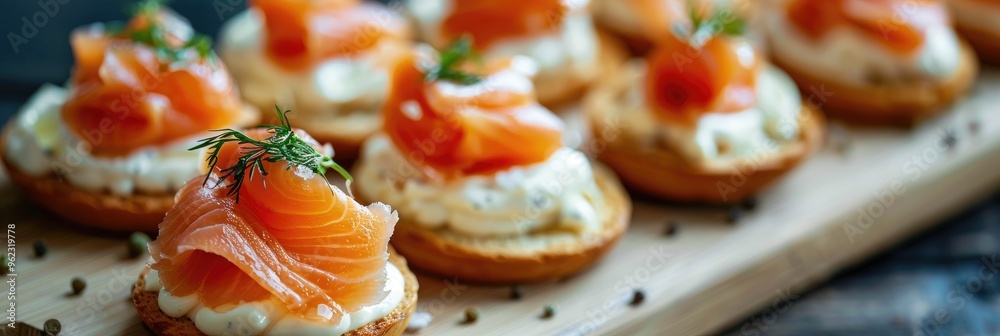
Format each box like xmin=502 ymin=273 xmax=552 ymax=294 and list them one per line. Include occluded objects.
xmin=0 ymin=105 xmax=259 ymax=233
xmin=359 ymin=165 xmax=631 ymax=284
xmin=133 ymin=249 xmax=418 ymax=336
xmin=533 ymin=31 xmax=628 ymax=110
xmin=584 ymin=63 xmax=826 ymax=204
xmin=956 ymin=24 xmax=1000 ymax=65
xmin=591 ymin=0 xmax=760 ymax=56
xmin=770 ymin=39 xmax=978 ymax=127
xmin=589 ymin=0 xmax=659 ymax=56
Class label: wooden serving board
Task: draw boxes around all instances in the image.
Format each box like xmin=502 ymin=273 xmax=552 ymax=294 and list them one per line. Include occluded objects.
xmin=4 ymin=70 xmax=1000 ymax=336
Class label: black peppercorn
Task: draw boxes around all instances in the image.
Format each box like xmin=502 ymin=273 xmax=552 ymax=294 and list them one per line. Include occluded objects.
xmin=33 ymin=240 xmax=47 ymax=258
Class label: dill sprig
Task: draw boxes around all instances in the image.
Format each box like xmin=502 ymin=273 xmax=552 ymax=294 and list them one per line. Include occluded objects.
xmin=424 ymin=36 xmax=483 ymax=85
xmin=190 ymin=106 xmax=352 ymax=201
xmin=674 ymin=0 xmax=746 ymax=49
xmin=119 ymin=0 xmax=215 ymax=65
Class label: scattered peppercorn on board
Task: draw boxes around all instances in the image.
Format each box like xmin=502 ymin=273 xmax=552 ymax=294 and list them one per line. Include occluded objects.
xmin=5 ymin=71 xmax=1000 ymax=336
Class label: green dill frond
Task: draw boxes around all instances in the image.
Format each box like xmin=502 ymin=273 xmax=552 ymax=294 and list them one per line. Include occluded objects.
xmin=424 ymin=36 xmax=483 ymax=85
xmin=674 ymin=0 xmax=746 ymax=49
xmin=190 ymin=106 xmax=352 ymax=201
xmin=129 ymin=0 xmax=167 ymax=17
xmin=118 ymin=0 xmax=216 ymax=66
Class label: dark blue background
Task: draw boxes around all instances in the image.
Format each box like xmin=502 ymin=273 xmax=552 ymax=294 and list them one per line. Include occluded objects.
xmin=1 ymin=1 xmax=999 ymax=334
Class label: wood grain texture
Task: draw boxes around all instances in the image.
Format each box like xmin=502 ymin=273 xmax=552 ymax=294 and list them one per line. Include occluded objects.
xmin=3 ymin=72 xmax=1000 ymax=335
xmin=721 ymin=192 xmax=1000 ymax=336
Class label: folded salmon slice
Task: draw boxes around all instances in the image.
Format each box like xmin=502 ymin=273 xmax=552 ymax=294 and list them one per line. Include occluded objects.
xmin=255 ymin=0 xmax=409 ymax=71
xmin=61 ymin=9 xmax=245 ymax=157
xmin=787 ymin=0 xmax=950 ymax=54
xmin=440 ymin=0 xmax=567 ymax=50
xmin=645 ymin=33 xmax=760 ymax=125
xmin=382 ymin=52 xmax=564 ymax=179
xmin=636 ymin=0 xmax=687 ymax=37
xmin=148 ymin=129 xmax=397 ymax=323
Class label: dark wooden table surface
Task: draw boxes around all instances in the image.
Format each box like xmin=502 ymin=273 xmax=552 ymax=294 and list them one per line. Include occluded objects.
xmin=2 ymin=1 xmax=999 ymax=335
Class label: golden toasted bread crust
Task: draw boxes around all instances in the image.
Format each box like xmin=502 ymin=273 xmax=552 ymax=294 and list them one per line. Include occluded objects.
xmin=371 ymin=165 xmax=631 ymax=284
xmin=133 ymin=249 xmax=418 ymax=336
xmin=0 ymin=105 xmax=259 ymax=233
xmin=536 ymin=31 xmax=628 ymax=110
xmin=771 ymin=39 xmax=978 ymax=127
xmin=583 ymin=64 xmax=826 ymax=204
xmin=955 ymin=23 xmax=1000 ymax=65
xmin=0 ymin=127 xmax=173 ymax=232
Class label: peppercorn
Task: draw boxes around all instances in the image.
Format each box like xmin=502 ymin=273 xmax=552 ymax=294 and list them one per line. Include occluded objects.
xmin=541 ymin=304 xmax=556 ymax=319
xmin=71 ymin=278 xmax=86 ymax=295
xmin=726 ymin=206 xmax=742 ymax=224
xmin=663 ymin=221 xmax=678 ymax=237
xmin=630 ymin=289 xmax=646 ymax=306
xmin=43 ymin=319 xmax=61 ymax=335
xmin=128 ymin=232 xmax=151 ymax=258
xmin=33 ymin=240 xmax=47 ymax=258
xmin=942 ymin=128 xmax=958 ymax=150
xmin=510 ymin=285 xmax=524 ymax=300
xmin=463 ymin=307 xmax=479 ymax=324
xmin=969 ymin=120 xmax=980 ymax=135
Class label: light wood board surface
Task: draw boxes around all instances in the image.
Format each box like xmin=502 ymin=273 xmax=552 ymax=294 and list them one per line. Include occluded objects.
xmin=4 ymin=70 xmax=1000 ymax=336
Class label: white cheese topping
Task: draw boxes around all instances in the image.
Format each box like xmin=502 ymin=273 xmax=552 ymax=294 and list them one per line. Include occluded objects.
xmin=406 ymin=0 xmax=599 ymax=81
xmin=218 ymin=9 xmax=389 ymax=137
xmin=950 ymin=0 xmax=1000 ymax=36
xmin=355 ymin=135 xmax=604 ymax=237
xmin=3 ymin=84 xmax=204 ymax=196
xmin=144 ymin=264 xmax=405 ymax=336
xmin=766 ymin=7 xmax=960 ymax=85
xmin=621 ymin=63 xmax=803 ymax=162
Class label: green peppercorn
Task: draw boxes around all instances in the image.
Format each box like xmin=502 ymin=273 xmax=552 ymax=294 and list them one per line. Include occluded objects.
xmin=43 ymin=319 xmax=61 ymax=335
xmin=71 ymin=277 xmax=86 ymax=295
xmin=128 ymin=232 xmax=151 ymax=258
xmin=541 ymin=304 xmax=556 ymax=319
xmin=463 ymin=307 xmax=479 ymax=324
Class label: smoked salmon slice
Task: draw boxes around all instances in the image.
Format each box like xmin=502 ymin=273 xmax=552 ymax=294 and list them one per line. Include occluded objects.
xmin=382 ymin=44 xmax=564 ymax=179
xmin=255 ymin=0 xmax=409 ymax=71
xmin=61 ymin=6 xmax=245 ymax=156
xmin=440 ymin=0 xmax=567 ymax=50
xmin=786 ymin=0 xmax=950 ymax=54
xmin=628 ymin=0 xmax=687 ymax=39
xmin=148 ymin=126 xmax=397 ymax=322
xmin=644 ymin=8 xmax=759 ymax=125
